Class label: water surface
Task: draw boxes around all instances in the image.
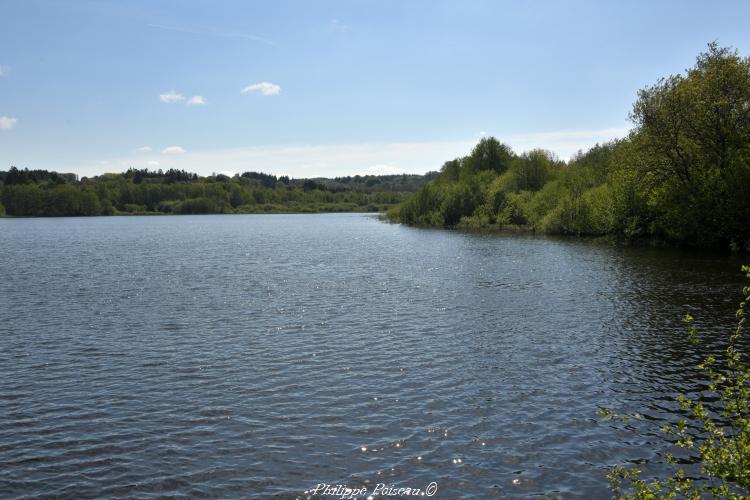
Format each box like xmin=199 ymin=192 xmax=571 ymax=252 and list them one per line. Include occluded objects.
xmin=0 ymin=214 xmax=745 ymax=498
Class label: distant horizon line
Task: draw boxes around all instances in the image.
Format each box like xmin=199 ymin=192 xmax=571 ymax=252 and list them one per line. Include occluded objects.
xmin=2 ymin=127 xmax=631 ymax=179
xmin=0 ymin=165 xmax=437 ymax=181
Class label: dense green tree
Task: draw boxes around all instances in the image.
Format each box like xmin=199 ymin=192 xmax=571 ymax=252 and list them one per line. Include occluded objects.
xmin=388 ymin=43 xmax=750 ymax=250
xmin=465 ymin=137 xmax=514 ymax=175
xmin=440 ymin=181 xmax=481 ymax=225
xmin=513 ymin=149 xmax=557 ymax=191
xmin=629 ymin=42 xmax=750 ymax=247
xmin=440 ymin=159 xmax=462 ymax=183
xmin=0 ymin=167 xmax=424 ymax=217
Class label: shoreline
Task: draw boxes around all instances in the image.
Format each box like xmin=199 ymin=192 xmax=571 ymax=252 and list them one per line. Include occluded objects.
xmin=0 ymin=207 xmax=392 ymax=218
xmin=382 ymin=216 xmax=746 ymax=256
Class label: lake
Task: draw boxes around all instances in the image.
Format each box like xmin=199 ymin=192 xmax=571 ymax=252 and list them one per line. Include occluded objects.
xmin=0 ymin=213 xmax=746 ymax=498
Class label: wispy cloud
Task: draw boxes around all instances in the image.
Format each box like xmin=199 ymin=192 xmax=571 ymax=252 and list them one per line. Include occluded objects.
xmin=329 ymin=19 xmax=350 ymax=34
xmin=506 ymin=127 xmax=630 ymax=142
xmin=69 ymin=127 xmax=632 ymax=177
xmin=148 ymin=160 xmax=161 ymax=167
xmin=364 ymin=163 xmax=403 ymax=175
xmin=136 ymin=146 xmax=152 ymax=152
xmin=148 ymin=24 xmax=274 ymax=46
xmin=0 ymin=65 xmax=9 ymax=77
xmin=90 ymin=140 xmax=472 ymax=178
xmin=502 ymin=126 xmax=631 ymax=157
xmin=187 ymin=95 xmax=207 ymax=105
xmin=0 ymin=116 xmax=17 ymax=130
xmin=159 ymin=90 xmax=185 ymax=103
xmin=241 ymin=82 xmax=281 ymax=96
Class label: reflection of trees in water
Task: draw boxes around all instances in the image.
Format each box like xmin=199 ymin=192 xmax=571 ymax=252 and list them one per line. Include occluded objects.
xmin=394 ymin=229 xmax=745 ymax=485
xmin=448 ymin=233 xmax=745 ymax=391
xmin=430 ymin=234 xmax=739 ymax=488
xmin=595 ymin=244 xmax=746 ymax=479
xmin=608 ymin=244 xmax=745 ymax=363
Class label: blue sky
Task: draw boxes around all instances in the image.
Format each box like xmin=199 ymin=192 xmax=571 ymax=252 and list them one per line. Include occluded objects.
xmin=1 ymin=0 xmax=749 ymax=178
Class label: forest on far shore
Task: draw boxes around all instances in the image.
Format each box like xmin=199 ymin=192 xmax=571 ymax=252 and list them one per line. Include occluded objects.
xmin=4 ymin=44 xmax=749 ymax=252
xmin=387 ymin=43 xmax=750 ymax=251
xmin=0 ymin=168 xmax=435 ymax=217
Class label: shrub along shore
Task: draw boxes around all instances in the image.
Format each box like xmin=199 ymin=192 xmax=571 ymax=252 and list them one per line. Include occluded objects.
xmin=0 ymin=169 xmax=433 ymax=217
xmin=387 ymin=44 xmax=750 ymax=252
xmin=4 ymin=44 xmax=749 ymax=251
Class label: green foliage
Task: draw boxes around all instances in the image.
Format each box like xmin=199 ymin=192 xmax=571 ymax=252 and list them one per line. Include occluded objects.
xmin=628 ymin=42 xmax=750 ymax=247
xmin=441 ymin=181 xmax=482 ymax=225
xmin=388 ymin=43 xmax=750 ymax=250
xmin=465 ymin=137 xmax=515 ymax=175
xmin=440 ymin=159 xmax=462 ymax=183
xmin=513 ymin=149 xmax=558 ymax=192
xmin=523 ymin=179 xmax=563 ymax=228
xmin=582 ymin=183 xmax=616 ymax=234
xmin=603 ymin=265 xmax=750 ymax=498
xmin=388 ymin=182 xmax=445 ymax=225
xmin=0 ymin=168 xmax=423 ymax=217
xmin=500 ymin=191 xmax=532 ymax=226
xmin=174 ymin=197 xmax=230 ymax=214
xmin=0 ymin=183 xmax=101 ymax=216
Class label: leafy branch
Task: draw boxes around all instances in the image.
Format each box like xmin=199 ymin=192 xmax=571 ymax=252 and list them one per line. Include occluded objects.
xmin=603 ymin=265 xmax=750 ymax=499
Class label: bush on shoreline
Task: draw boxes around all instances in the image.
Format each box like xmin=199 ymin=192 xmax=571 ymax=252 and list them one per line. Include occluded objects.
xmin=388 ymin=43 xmax=750 ymax=251
xmin=0 ymin=169 xmax=424 ymax=217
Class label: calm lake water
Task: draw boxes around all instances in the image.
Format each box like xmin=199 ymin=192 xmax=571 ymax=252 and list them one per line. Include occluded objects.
xmin=0 ymin=213 xmax=746 ymax=498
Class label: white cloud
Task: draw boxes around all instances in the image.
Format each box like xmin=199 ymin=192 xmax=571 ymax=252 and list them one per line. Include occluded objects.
xmin=161 ymin=146 xmax=186 ymax=154
xmin=0 ymin=116 xmax=17 ymax=130
xmin=363 ymin=164 xmax=403 ymax=175
xmin=60 ymin=127 xmax=632 ymax=178
xmin=187 ymin=95 xmax=207 ymax=105
xmin=92 ymin=141 xmax=473 ymax=178
xmin=301 ymin=161 xmax=330 ymax=170
xmin=148 ymin=160 xmax=161 ymax=166
xmin=136 ymin=146 xmax=152 ymax=152
xmin=148 ymin=24 xmax=274 ymax=45
xmin=0 ymin=65 xmax=9 ymax=77
xmin=507 ymin=127 xmax=630 ymax=142
xmin=503 ymin=126 xmax=631 ymax=158
xmin=159 ymin=90 xmax=185 ymax=103
xmin=329 ymin=19 xmax=350 ymax=34
xmin=241 ymin=82 xmax=281 ymax=96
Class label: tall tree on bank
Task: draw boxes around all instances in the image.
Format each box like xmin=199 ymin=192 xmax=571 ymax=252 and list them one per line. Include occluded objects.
xmin=464 ymin=137 xmax=515 ymax=176
xmin=629 ymin=42 xmax=750 ymax=248
xmin=388 ymin=43 xmax=750 ymax=250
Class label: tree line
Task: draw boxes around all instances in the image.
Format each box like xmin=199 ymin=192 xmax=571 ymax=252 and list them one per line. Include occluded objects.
xmin=0 ymin=167 xmax=430 ymax=217
xmin=387 ymin=43 xmax=750 ymax=251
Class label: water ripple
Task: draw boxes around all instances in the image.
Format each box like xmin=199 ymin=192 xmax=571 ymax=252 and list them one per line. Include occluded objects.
xmin=0 ymin=214 xmax=745 ymax=498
